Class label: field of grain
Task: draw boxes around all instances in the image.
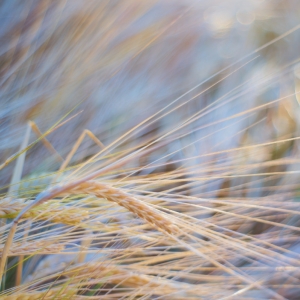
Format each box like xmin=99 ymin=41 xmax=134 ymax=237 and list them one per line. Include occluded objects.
xmin=1 ymin=0 xmax=300 ymax=299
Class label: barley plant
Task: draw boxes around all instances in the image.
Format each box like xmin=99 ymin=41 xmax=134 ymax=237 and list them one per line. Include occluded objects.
xmin=1 ymin=0 xmax=300 ymax=299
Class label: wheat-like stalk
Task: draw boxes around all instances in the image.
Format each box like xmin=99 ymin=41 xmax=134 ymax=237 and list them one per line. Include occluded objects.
xmin=67 ymin=262 xmax=205 ymax=297
xmin=0 ymin=198 xmax=26 ymax=216
xmin=2 ymin=180 xmax=178 ymax=233
xmin=0 ymin=198 xmax=89 ymax=226
xmin=0 ymin=179 xmax=178 ymax=284
xmin=17 ymin=261 xmax=209 ymax=298
xmin=1 ymin=288 xmax=77 ymax=300
xmin=0 ymin=240 xmax=64 ymax=257
xmin=66 ymin=181 xmax=178 ymax=234
xmin=26 ymin=262 xmax=186 ymax=296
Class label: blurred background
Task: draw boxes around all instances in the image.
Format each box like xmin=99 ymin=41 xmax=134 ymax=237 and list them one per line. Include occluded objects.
xmin=1 ymin=0 xmax=300 ymax=191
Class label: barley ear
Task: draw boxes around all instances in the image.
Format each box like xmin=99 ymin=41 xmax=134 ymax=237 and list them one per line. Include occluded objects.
xmin=0 ymin=179 xmax=178 ymax=285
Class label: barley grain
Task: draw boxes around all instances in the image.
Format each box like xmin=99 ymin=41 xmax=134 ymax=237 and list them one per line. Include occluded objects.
xmin=0 ymin=198 xmax=89 ymax=226
xmin=67 ymin=181 xmax=178 ymax=234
